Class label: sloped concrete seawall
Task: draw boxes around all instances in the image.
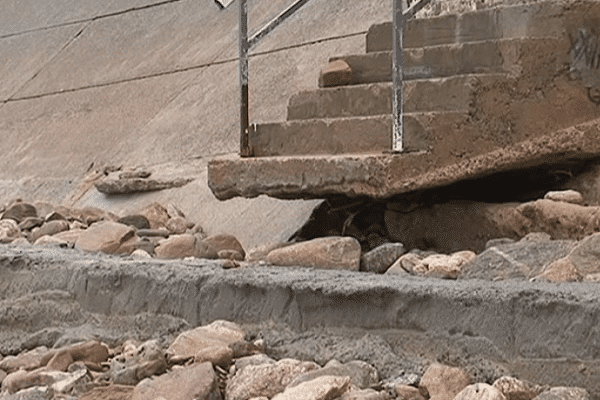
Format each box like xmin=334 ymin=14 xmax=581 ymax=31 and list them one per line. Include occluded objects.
xmin=2 ymin=245 xmax=600 ymax=397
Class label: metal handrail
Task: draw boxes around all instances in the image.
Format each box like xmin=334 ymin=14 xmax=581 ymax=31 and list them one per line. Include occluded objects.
xmin=239 ymin=0 xmax=433 ymax=157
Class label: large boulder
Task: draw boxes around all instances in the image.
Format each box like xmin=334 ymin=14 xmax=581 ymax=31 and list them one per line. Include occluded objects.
xmin=132 ymin=362 xmax=220 ymax=400
xmin=287 ymin=359 xmax=378 ymax=390
xmin=266 ymin=237 xmax=361 ymax=271
xmin=168 ymin=320 xmax=245 ymax=361
xmin=454 ymin=383 xmax=506 ymax=400
xmin=1 ymin=202 xmax=37 ymax=223
xmin=273 ymin=375 xmax=351 ymax=400
xmin=30 ymin=220 xmax=70 ymax=243
xmin=361 ymin=243 xmax=406 ymax=273
xmin=74 ymin=221 xmax=136 ymax=254
xmin=0 ymin=219 xmax=21 ymax=243
xmin=154 ymin=234 xmax=218 ymax=259
xmin=492 ymin=376 xmax=546 ymax=400
xmin=537 ymin=233 xmax=600 ymax=282
xmin=419 ymin=363 xmax=471 ymax=400
xmin=226 ymin=358 xmax=320 ymax=400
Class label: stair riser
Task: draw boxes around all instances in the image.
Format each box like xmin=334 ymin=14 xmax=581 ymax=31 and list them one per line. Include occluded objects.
xmin=366 ymin=1 xmax=570 ymax=52
xmin=288 ymin=75 xmax=505 ymax=120
xmin=248 ymin=115 xmax=436 ymax=157
xmin=331 ymin=38 xmax=561 ymax=86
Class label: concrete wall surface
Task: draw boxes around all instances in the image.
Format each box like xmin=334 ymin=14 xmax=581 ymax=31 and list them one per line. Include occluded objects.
xmin=0 ymin=0 xmax=391 ymax=249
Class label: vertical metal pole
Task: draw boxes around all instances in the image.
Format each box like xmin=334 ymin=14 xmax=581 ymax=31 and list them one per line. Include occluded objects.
xmin=392 ymin=0 xmax=406 ymax=152
xmin=239 ymin=0 xmax=251 ymax=157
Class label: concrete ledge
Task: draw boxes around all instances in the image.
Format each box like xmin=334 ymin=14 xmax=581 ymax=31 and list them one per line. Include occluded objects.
xmin=1 ymin=245 xmax=600 ymax=396
xmin=209 ymin=117 xmax=600 ymax=199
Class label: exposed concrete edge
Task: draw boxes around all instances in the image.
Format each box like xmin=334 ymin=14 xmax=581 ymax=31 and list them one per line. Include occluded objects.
xmin=208 ymin=117 xmax=600 ymax=200
xmin=2 ymin=245 xmax=600 ymax=357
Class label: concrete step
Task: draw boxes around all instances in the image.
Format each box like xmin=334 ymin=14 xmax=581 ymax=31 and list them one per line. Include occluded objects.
xmin=287 ymin=74 xmax=508 ymax=120
xmin=366 ymin=0 xmax=567 ymax=52
xmin=329 ymin=37 xmax=561 ymax=86
xmin=248 ymin=112 xmax=468 ymax=157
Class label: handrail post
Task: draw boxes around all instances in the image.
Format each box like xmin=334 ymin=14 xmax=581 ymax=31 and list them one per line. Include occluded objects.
xmin=239 ymin=0 xmax=251 ymax=157
xmin=392 ymin=0 xmax=406 ymax=152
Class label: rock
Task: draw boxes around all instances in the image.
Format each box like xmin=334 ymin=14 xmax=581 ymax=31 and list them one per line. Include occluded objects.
xmin=385 ymin=261 xmax=410 ymax=275
xmin=18 ymin=217 xmax=44 ymax=231
xmin=485 ymin=238 xmax=516 ymax=249
xmin=520 ymin=232 xmax=552 ymax=242
xmin=273 ymin=375 xmax=351 ymax=400
xmin=339 ymin=388 xmax=391 ymax=400
xmin=361 ymin=243 xmax=406 ymax=273
xmin=0 ymin=219 xmax=21 ymax=243
xmin=386 ymin=253 xmax=424 ymax=274
xmin=0 ymin=385 xmax=54 ymax=399
xmin=154 ymin=234 xmax=218 ymax=259
xmin=137 ymin=228 xmax=169 ymax=238
xmin=492 ymin=376 xmax=545 ymax=400
xmin=74 ymin=221 xmax=136 ymax=254
xmin=266 ymin=237 xmax=361 ymax=271
xmin=246 ymin=243 xmax=290 ymax=262
xmin=319 ymin=59 xmax=352 ymax=87
xmin=131 ymin=249 xmax=152 ymax=259
xmin=95 ymin=176 xmax=193 ymax=195
xmin=0 ymin=369 xmax=6 ymax=384
xmin=542 ymin=233 xmax=600 ymax=278
xmin=419 ymin=363 xmax=471 ymax=400
xmin=0 ymin=347 xmax=50 ymax=374
xmin=385 ymin=201 xmax=521 ymax=254
xmin=118 ymin=169 xmax=151 ymax=179
xmin=117 ymin=214 xmax=150 ymax=230
xmin=226 ymin=358 xmax=320 ymax=400
xmin=287 ymin=359 xmax=378 ymax=390
xmin=166 ymin=216 xmax=192 ymax=235
xmin=544 ymin=190 xmax=585 ymax=205
xmin=77 ymin=207 xmax=117 ymax=225
xmin=138 ymin=203 xmax=171 ymax=229
xmin=194 ymin=345 xmax=234 ymax=368
xmin=204 ymin=234 xmax=246 ymax=260
xmin=44 ymin=211 xmax=67 ymax=222
xmin=168 ymin=320 xmax=245 ymax=360
xmin=79 ymin=384 xmax=134 ymax=400
xmin=533 ymin=258 xmax=582 ymax=282
xmin=454 ymin=383 xmax=507 ymax=400
xmin=51 ymin=364 xmax=91 ymax=395
xmin=396 ymin=385 xmax=427 ymax=400
xmin=110 ymin=340 xmax=167 ymax=386
xmin=413 ymin=251 xmax=476 ymax=279
xmin=1 ymin=202 xmax=37 ymax=223
xmin=2 ymin=368 xmax=79 ymax=395
xmin=33 ymin=236 xmax=69 ymax=248
xmin=10 ymin=237 xmax=31 ymax=246
xmin=228 ymin=340 xmax=264 ymax=359
xmin=512 ymin=200 xmax=600 ymax=240
xmin=234 ymin=354 xmax=276 ymax=373
xmin=41 ymin=341 xmax=109 ymax=371
xmin=52 ymin=229 xmax=86 ymax=247
xmin=30 ymin=220 xmax=70 ymax=243
xmin=218 ymin=249 xmax=244 ymax=261
xmin=533 ymin=387 xmax=590 ymax=400
xmin=132 ymin=362 xmax=220 ymax=400
xmin=460 ymin=240 xmax=576 ymax=281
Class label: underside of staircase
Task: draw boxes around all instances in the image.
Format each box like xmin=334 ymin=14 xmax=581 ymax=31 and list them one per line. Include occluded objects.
xmin=208 ymin=0 xmax=600 ymax=200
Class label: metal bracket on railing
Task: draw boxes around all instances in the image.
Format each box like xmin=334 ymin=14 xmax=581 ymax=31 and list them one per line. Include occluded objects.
xmin=392 ymin=0 xmax=433 ymax=153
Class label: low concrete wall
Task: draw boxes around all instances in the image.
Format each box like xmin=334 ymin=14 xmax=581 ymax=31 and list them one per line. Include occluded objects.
xmin=1 ymin=245 xmax=600 ymax=396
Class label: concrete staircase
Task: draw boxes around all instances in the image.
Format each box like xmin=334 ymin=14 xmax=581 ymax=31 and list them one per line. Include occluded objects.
xmin=209 ymin=1 xmax=600 ymax=199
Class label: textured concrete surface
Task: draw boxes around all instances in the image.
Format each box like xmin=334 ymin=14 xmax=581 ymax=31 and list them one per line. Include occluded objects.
xmin=0 ymin=0 xmax=394 ymax=248
xmin=1 ymin=245 xmax=600 ymax=397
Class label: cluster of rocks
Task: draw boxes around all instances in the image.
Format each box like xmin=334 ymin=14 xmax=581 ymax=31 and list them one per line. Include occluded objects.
xmin=0 ymin=320 xmax=591 ymax=400
xmin=4 ymin=189 xmax=600 ymax=282
xmin=0 ymin=199 xmax=246 ymax=266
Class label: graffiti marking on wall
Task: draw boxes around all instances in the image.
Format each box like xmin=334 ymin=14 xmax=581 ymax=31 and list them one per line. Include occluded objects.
xmin=570 ymin=28 xmax=600 ymax=105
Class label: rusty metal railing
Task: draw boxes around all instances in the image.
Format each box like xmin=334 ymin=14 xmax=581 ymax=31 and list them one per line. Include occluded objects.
xmin=239 ymin=0 xmax=433 ymax=156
